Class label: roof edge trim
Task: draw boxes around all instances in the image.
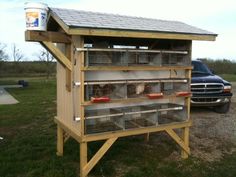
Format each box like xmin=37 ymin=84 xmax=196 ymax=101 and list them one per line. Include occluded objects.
xmin=68 ymin=27 xmax=216 ymax=41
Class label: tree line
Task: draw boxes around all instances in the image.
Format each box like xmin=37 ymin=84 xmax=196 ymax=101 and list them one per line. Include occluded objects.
xmin=0 ymin=42 xmax=55 ymax=78
xmin=197 ymin=58 xmax=236 ymax=75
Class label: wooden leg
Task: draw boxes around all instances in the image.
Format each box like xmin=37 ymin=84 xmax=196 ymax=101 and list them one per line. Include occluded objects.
xmin=145 ymin=133 xmax=150 ymax=142
xmin=80 ymin=142 xmax=88 ymax=177
xmin=181 ymin=127 xmax=190 ymax=159
xmin=82 ymin=138 xmax=117 ymax=177
xmin=57 ymin=125 xmax=64 ymax=156
xmin=166 ymin=128 xmax=190 ymax=159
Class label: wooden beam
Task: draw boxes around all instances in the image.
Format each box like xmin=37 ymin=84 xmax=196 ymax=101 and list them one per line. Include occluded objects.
xmin=65 ymin=44 xmax=72 ymax=91
xmin=82 ymin=138 xmax=117 ymax=177
xmin=41 ymin=41 xmax=72 ymax=71
xmin=68 ymin=28 xmax=217 ymax=41
xmin=165 ymin=128 xmax=190 ymax=155
xmin=83 ymin=121 xmax=192 ymax=142
xmin=181 ymin=127 xmax=190 ymax=159
xmin=25 ymin=30 xmax=71 ymax=43
xmin=63 ymin=132 xmax=70 ymax=143
xmin=54 ymin=117 xmax=82 ymax=142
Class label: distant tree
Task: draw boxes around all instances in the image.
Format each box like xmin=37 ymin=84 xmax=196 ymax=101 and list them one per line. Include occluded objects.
xmin=11 ymin=43 xmax=25 ymax=62
xmin=36 ymin=48 xmax=55 ymax=79
xmin=0 ymin=43 xmax=8 ymax=61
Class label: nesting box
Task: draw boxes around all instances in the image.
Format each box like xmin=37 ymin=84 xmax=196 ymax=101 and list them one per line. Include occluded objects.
xmin=25 ymin=7 xmax=217 ymax=177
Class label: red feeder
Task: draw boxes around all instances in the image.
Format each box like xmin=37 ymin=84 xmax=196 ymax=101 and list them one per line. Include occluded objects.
xmin=91 ymin=96 xmax=110 ymax=103
xmin=146 ymin=93 xmax=163 ymax=99
xmin=175 ymin=91 xmax=191 ymax=97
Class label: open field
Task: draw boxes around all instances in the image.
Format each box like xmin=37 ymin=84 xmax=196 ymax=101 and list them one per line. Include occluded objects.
xmin=0 ymin=78 xmax=236 ymax=177
xmin=220 ymin=74 xmax=236 ymax=82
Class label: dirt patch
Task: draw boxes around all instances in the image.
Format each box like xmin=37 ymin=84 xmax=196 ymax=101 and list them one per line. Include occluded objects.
xmin=190 ymin=82 xmax=236 ymax=161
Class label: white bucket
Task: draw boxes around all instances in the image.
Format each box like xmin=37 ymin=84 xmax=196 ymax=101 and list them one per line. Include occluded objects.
xmin=24 ymin=2 xmax=48 ymax=31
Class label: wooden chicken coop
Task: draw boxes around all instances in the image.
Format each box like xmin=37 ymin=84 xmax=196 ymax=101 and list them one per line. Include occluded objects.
xmin=25 ymin=7 xmax=217 ymax=177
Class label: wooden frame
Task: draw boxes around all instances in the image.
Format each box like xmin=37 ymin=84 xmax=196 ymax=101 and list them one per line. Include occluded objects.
xmin=24 ymin=8 xmax=217 ymax=177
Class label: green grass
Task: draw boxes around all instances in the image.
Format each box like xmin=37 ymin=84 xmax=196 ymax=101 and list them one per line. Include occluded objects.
xmin=220 ymin=74 xmax=236 ymax=82
xmin=1 ymin=78 xmax=236 ymax=177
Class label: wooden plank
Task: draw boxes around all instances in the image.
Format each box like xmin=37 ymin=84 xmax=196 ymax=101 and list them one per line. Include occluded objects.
xmin=84 ymin=121 xmax=192 ymax=142
xmin=65 ymin=44 xmax=72 ymax=91
xmin=56 ymin=124 xmax=64 ymax=156
xmin=82 ymin=66 xmax=193 ymax=71
xmin=82 ymin=138 xmax=117 ymax=177
xmin=80 ymin=142 xmax=88 ymax=177
xmin=77 ymin=37 xmax=85 ymax=137
xmin=77 ymin=48 xmax=188 ymax=54
xmin=181 ymin=127 xmax=190 ymax=159
xmin=68 ymin=28 xmax=217 ymax=41
xmin=71 ymin=36 xmax=82 ymax=133
xmin=166 ymin=128 xmax=190 ymax=155
xmin=54 ymin=117 xmax=82 ymax=142
xmin=41 ymin=41 xmax=72 ymax=71
xmin=25 ymin=30 xmax=71 ymax=43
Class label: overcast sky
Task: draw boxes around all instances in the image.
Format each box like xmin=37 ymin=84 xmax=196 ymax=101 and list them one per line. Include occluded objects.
xmin=0 ymin=0 xmax=236 ymax=61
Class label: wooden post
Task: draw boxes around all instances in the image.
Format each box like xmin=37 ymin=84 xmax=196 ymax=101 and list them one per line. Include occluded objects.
xmin=181 ymin=127 xmax=190 ymax=159
xmin=80 ymin=142 xmax=88 ymax=177
xmin=57 ymin=125 xmax=64 ymax=156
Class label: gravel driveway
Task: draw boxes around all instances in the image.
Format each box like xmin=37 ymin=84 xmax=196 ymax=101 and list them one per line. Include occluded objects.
xmin=190 ymin=82 xmax=236 ymax=161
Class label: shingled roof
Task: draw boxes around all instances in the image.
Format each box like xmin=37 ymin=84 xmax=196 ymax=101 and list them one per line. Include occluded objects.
xmin=50 ymin=8 xmax=216 ymax=36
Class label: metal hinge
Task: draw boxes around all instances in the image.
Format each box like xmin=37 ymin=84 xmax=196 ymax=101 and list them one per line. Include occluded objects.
xmin=74 ymin=117 xmax=81 ymax=121
xmin=74 ymin=82 xmax=80 ymax=86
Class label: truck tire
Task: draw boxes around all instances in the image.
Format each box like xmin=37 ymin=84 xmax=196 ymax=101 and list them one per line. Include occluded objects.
xmin=214 ymin=101 xmax=230 ymax=114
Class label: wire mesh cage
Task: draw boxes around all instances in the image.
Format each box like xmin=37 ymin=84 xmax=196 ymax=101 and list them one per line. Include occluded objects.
xmin=84 ymin=50 xmax=188 ymax=67
xmin=84 ymin=103 xmax=187 ymax=134
xmin=161 ymin=53 xmax=190 ymax=66
xmin=84 ymin=79 xmax=189 ymax=102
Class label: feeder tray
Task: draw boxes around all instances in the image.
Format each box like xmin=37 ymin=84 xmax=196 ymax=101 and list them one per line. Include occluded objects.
xmin=91 ymin=96 xmax=110 ymax=103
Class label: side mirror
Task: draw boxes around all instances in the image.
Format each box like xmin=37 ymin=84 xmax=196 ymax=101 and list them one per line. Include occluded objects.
xmin=210 ymin=69 xmax=215 ymax=74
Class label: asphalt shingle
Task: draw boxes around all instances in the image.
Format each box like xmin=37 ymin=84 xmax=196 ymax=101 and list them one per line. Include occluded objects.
xmin=50 ymin=8 xmax=216 ymax=36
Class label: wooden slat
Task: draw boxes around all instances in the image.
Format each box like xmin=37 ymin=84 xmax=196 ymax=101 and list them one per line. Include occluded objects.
xmin=84 ymin=121 xmax=192 ymax=142
xmin=82 ymin=66 xmax=193 ymax=71
xmin=82 ymin=138 xmax=117 ymax=177
xmin=77 ymin=48 xmax=188 ymax=54
xmin=68 ymin=28 xmax=217 ymax=41
xmin=41 ymin=41 xmax=72 ymax=71
xmin=166 ymin=128 xmax=190 ymax=155
xmin=25 ymin=30 xmax=71 ymax=43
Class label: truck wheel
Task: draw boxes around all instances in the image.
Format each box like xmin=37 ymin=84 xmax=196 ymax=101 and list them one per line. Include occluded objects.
xmin=214 ymin=102 xmax=230 ymax=114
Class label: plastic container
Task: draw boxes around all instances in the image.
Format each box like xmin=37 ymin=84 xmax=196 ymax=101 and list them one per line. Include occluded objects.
xmin=24 ymin=2 xmax=48 ymax=31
